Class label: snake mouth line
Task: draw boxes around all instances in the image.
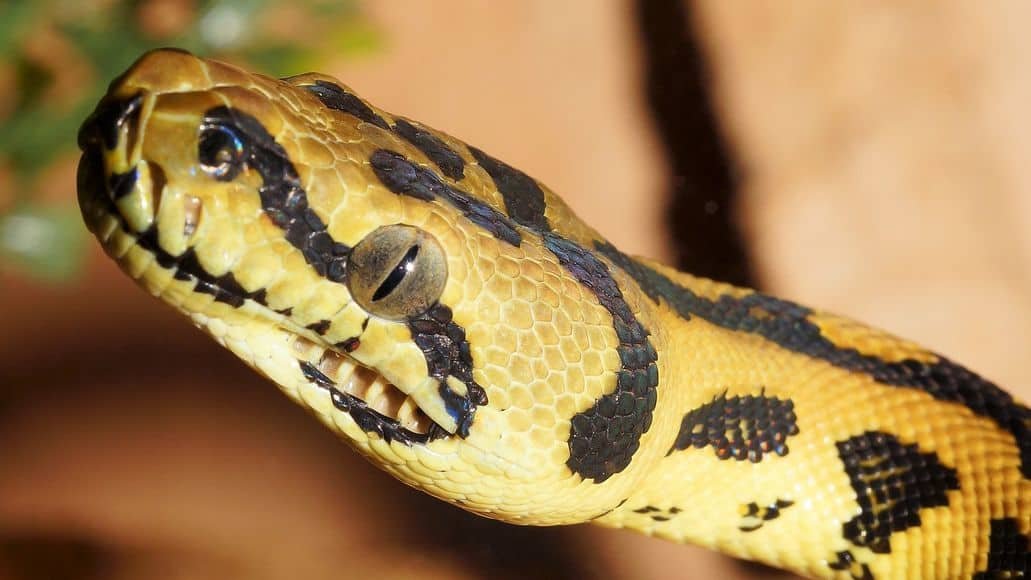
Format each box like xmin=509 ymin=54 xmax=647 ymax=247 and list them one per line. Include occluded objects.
xmin=124 ymin=221 xmax=448 ymax=444
xmin=80 ymin=155 xmax=447 ymax=445
xmin=292 ymin=337 xmax=447 ymax=444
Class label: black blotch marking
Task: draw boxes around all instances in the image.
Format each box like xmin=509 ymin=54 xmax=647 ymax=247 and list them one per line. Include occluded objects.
xmin=298 ymin=360 xmax=445 ymax=445
xmin=545 ymin=234 xmax=658 ymax=483
xmin=630 ymin=505 xmax=681 ymax=523
xmin=79 ymin=92 xmax=143 ymax=150
xmin=249 ymin=288 xmax=267 ymax=305
xmin=137 ymin=227 xmax=266 ymax=308
xmin=306 ymin=320 xmax=331 ymax=335
xmin=973 ymin=518 xmax=1029 ymax=579
xmin=302 ymin=80 xmax=391 ymax=130
xmin=369 ymin=149 xmax=521 ymax=246
xmin=738 ymin=499 xmax=794 ymax=532
xmin=201 ymin=106 xmax=352 ymax=283
xmin=276 ymin=307 xmax=293 ymax=317
xmin=828 ymin=551 xmax=874 ymax=580
xmin=394 ymin=118 xmax=465 ymax=180
xmin=669 ymin=390 xmax=798 ymax=462
xmin=336 ymin=337 xmax=360 ymax=353
xmin=596 ymin=240 xmax=1031 ymax=478
xmin=107 ymin=168 xmax=137 ymax=200
xmin=469 ymin=146 xmax=550 ymax=232
xmin=407 ymin=303 xmax=488 ymax=438
xmin=837 ymin=431 xmax=959 ymax=554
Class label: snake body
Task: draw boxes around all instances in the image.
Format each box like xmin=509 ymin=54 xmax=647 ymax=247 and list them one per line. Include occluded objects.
xmin=77 ymin=50 xmax=1028 ymax=579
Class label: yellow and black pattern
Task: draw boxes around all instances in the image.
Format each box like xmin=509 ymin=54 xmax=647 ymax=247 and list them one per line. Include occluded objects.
xmin=77 ymin=50 xmax=1028 ymax=579
xmin=669 ymin=389 xmax=799 ymax=462
xmin=739 ymin=498 xmax=795 ymax=532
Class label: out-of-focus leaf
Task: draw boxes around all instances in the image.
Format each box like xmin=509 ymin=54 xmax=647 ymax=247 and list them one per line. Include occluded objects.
xmin=5 ymin=0 xmax=383 ymax=183
xmin=0 ymin=204 xmax=86 ymax=281
xmin=13 ymin=55 xmax=51 ymax=110
xmin=0 ymin=101 xmax=94 ymax=178
xmin=197 ymin=0 xmax=267 ymax=50
xmin=308 ymin=0 xmax=359 ymax=19
xmin=242 ymin=44 xmax=318 ymax=77
xmin=62 ymin=11 xmax=171 ymax=83
xmin=0 ymin=2 xmax=42 ymax=55
xmin=329 ymin=20 xmax=382 ymax=57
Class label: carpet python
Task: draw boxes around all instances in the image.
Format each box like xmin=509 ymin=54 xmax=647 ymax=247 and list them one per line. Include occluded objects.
xmin=76 ymin=49 xmax=1028 ymax=579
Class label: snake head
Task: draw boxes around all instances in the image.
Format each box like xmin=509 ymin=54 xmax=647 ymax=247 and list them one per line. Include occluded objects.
xmin=78 ymin=49 xmax=663 ymax=523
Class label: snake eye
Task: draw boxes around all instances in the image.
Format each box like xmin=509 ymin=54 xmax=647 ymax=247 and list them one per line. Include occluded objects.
xmin=346 ymin=225 xmax=448 ymax=320
xmin=198 ymin=124 xmax=245 ymax=181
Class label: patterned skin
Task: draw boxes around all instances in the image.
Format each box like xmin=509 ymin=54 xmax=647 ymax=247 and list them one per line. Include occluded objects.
xmin=77 ymin=50 xmax=1028 ymax=579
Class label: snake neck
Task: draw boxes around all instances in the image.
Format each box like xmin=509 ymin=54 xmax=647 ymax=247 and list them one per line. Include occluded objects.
xmin=593 ymin=260 xmax=1028 ymax=578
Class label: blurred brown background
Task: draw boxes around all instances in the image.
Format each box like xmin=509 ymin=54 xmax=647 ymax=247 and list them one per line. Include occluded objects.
xmin=2 ymin=1 xmax=1029 ymax=579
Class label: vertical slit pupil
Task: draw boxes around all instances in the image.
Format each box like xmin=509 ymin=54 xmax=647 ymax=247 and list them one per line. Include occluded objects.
xmin=372 ymin=244 xmax=420 ymax=302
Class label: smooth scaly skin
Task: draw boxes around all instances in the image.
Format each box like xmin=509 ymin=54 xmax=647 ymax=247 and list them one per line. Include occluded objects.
xmin=77 ymin=50 xmax=1028 ymax=579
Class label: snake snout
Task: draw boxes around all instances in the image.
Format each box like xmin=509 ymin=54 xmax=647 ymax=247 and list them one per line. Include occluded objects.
xmin=77 ymin=93 xmax=146 ymax=208
xmin=78 ymin=93 xmax=144 ymax=152
xmin=77 ymin=90 xmax=172 ymax=237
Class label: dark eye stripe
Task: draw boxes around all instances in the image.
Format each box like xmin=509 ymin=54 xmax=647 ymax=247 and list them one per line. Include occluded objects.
xmin=201 ymin=106 xmax=353 ymax=282
xmin=468 ymin=146 xmax=549 ymax=233
xmin=373 ymin=244 xmax=419 ymax=302
xmin=369 ymin=149 xmax=521 ymax=246
xmin=393 ymin=119 xmax=465 ymax=181
xmin=303 ymin=80 xmax=391 ymax=130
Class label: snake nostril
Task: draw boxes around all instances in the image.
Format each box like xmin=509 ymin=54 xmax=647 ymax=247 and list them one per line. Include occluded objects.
xmin=183 ymin=195 xmax=202 ymax=237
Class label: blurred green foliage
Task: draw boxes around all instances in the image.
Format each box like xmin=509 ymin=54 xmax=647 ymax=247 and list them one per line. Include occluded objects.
xmin=0 ymin=0 xmax=380 ymax=282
